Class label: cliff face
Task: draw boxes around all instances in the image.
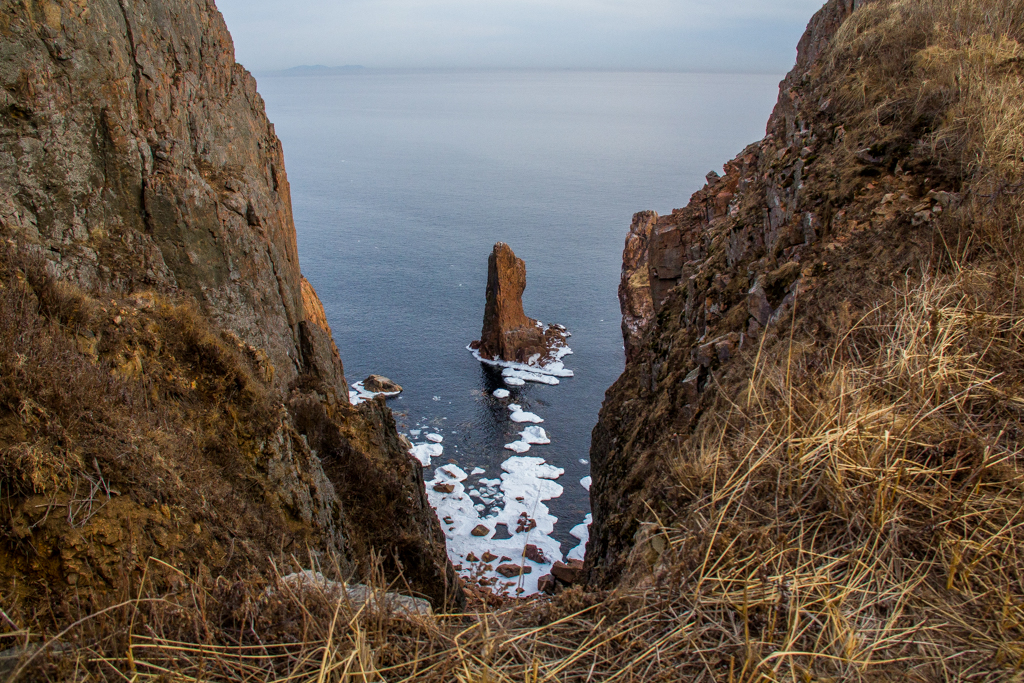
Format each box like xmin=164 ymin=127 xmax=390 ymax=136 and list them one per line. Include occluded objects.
xmin=586 ymin=0 xmax=1024 ymax=673
xmin=0 ymin=0 xmax=460 ymax=611
xmin=590 ymin=0 xmax=953 ymax=584
xmin=0 ymin=0 xmax=344 ymax=396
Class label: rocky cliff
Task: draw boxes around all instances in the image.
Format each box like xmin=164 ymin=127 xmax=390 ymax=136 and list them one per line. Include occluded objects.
xmin=0 ymin=0 xmax=461 ymax=613
xmin=587 ymin=1 xmax=1024 ymax=674
xmin=0 ymin=0 xmax=344 ymax=396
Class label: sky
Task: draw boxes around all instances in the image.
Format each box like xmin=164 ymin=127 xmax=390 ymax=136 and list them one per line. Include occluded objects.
xmin=216 ymin=0 xmax=829 ymax=73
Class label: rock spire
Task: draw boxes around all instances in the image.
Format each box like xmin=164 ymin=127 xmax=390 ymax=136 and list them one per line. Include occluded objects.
xmin=472 ymin=243 xmax=566 ymax=364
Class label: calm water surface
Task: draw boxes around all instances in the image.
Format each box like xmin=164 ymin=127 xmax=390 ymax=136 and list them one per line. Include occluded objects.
xmin=257 ymin=69 xmax=782 ymax=552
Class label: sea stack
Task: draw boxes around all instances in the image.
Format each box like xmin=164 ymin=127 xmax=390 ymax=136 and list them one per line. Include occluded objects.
xmin=472 ymin=243 xmax=567 ymax=364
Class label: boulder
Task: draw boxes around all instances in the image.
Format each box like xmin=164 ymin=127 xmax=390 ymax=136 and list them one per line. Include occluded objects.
xmin=482 ymin=551 xmax=499 ymax=563
xmin=473 ymin=243 xmax=568 ymax=363
xmin=363 ymin=375 xmax=403 ymax=394
xmin=471 ymin=525 xmax=490 ymax=537
xmin=538 ymin=574 xmax=557 ymax=595
xmin=496 ymin=564 xmax=532 ymax=578
xmin=524 ymin=544 xmax=547 ymax=563
xmin=551 ymin=560 xmax=584 ymax=585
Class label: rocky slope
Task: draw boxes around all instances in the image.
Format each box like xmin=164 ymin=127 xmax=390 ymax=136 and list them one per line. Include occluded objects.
xmin=0 ymin=0 xmax=461 ymax=613
xmin=590 ymin=0 xmax=1022 ymax=594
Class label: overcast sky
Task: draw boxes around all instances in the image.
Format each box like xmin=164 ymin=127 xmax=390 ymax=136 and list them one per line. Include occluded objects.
xmin=216 ymin=0 xmax=828 ymax=73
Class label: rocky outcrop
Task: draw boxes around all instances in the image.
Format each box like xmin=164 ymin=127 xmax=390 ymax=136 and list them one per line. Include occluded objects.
xmin=363 ymin=374 xmax=401 ymax=393
xmin=472 ymin=242 xmax=567 ymax=364
xmin=0 ymin=0 xmax=342 ymax=397
xmin=589 ymin=0 xmax=916 ymax=586
xmin=0 ymin=0 xmax=460 ymax=612
xmin=619 ymin=211 xmax=657 ymax=362
xmin=299 ymin=277 xmax=348 ymax=395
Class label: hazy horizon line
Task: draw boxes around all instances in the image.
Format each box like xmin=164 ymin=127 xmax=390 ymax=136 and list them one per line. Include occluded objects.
xmin=254 ymin=64 xmax=790 ymax=78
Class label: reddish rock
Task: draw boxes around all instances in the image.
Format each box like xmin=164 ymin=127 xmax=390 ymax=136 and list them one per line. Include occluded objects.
xmin=466 ymin=552 xmax=479 ymax=563
xmin=481 ymin=551 xmax=498 ymax=563
xmin=538 ymin=574 xmax=557 ymax=595
xmin=496 ymin=564 xmax=532 ymax=578
xmin=524 ymin=544 xmax=547 ymax=563
xmin=471 ymin=525 xmax=490 ymax=537
xmin=474 ymin=243 xmax=567 ymax=364
xmin=619 ymin=211 xmax=657 ymax=363
xmin=551 ymin=560 xmax=584 ymax=585
xmin=363 ymin=375 xmax=402 ymax=394
xmin=433 ymin=483 xmax=455 ymax=494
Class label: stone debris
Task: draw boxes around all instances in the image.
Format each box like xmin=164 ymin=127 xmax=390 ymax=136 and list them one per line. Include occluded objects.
xmin=496 ymin=564 xmax=532 ymax=578
xmin=524 ymin=544 xmax=547 ymax=563
xmin=277 ymin=571 xmax=432 ymax=617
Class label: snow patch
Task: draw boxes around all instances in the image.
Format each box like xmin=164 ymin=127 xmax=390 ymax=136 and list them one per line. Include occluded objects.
xmin=492 ymin=389 xmax=511 ymax=398
xmin=426 ymin=433 xmax=443 ymax=443
xmin=580 ymin=476 xmax=592 ymax=491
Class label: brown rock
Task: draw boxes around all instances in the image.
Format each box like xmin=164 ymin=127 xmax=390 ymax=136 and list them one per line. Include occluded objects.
xmin=471 ymin=525 xmax=490 ymax=537
xmin=551 ymin=560 xmax=584 ymax=585
xmin=433 ymin=483 xmax=455 ymax=494
xmin=364 ymin=375 xmax=402 ymax=394
xmin=619 ymin=211 xmax=657 ymax=363
xmin=481 ymin=551 xmax=498 ymax=563
xmin=538 ymin=574 xmax=557 ymax=595
xmin=524 ymin=544 xmax=547 ymax=563
xmin=466 ymin=552 xmax=479 ymax=563
xmin=496 ymin=564 xmax=532 ymax=578
xmin=473 ymin=243 xmax=567 ymax=364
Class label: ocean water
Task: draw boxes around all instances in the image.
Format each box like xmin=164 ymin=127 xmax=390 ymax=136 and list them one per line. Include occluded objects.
xmin=256 ymin=69 xmax=782 ymax=584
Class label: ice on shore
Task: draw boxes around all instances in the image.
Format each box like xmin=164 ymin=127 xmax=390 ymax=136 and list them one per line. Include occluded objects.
xmin=468 ymin=344 xmax=574 ymax=378
xmin=567 ymin=513 xmax=592 ymax=562
xmin=508 ymin=404 xmax=543 ymax=424
xmin=504 ymin=441 xmax=532 ymax=453
xmin=349 ymin=381 xmax=401 ymax=406
xmin=503 ymin=368 xmax=559 ymax=386
xmin=503 ymin=376 xmax=526 ymax=387
xmin=493 ymin=389 xmax=511 ymax=398
xmin=425 ymin=455 xmax=565 ymax=595
xmin=580 ymin=476 xmax=592 ymax=491
xmin=426 ymin=433 xmax=443 ymax=443
xmin=409 ymin=442 xmax=443 ymax=467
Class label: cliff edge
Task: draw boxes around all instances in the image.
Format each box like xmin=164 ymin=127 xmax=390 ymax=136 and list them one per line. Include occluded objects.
xmin=0 ymin=0 xmax=462 ymax=619
xmin=588 ymin=0 xmax=1024 ymax=676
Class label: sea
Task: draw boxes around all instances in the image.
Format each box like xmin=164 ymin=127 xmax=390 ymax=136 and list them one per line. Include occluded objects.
xmin=255 ymin=69 xmax=782 ymax=591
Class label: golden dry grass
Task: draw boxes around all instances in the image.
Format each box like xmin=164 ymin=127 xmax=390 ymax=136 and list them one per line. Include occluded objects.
xmin=5 ymin=1 xmax=1024 ymax=681
xmin=827 ymin=0 xmax=1024 ymax=258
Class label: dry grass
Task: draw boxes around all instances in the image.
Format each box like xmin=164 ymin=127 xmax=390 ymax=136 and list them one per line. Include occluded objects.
xmin=826 ymin=0 xmax=1024 ymax=258
xmin=6 ymin=1 xmax=1024 ymax=681
xmin=7 ymin=268 xmax=1022 ymax=682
